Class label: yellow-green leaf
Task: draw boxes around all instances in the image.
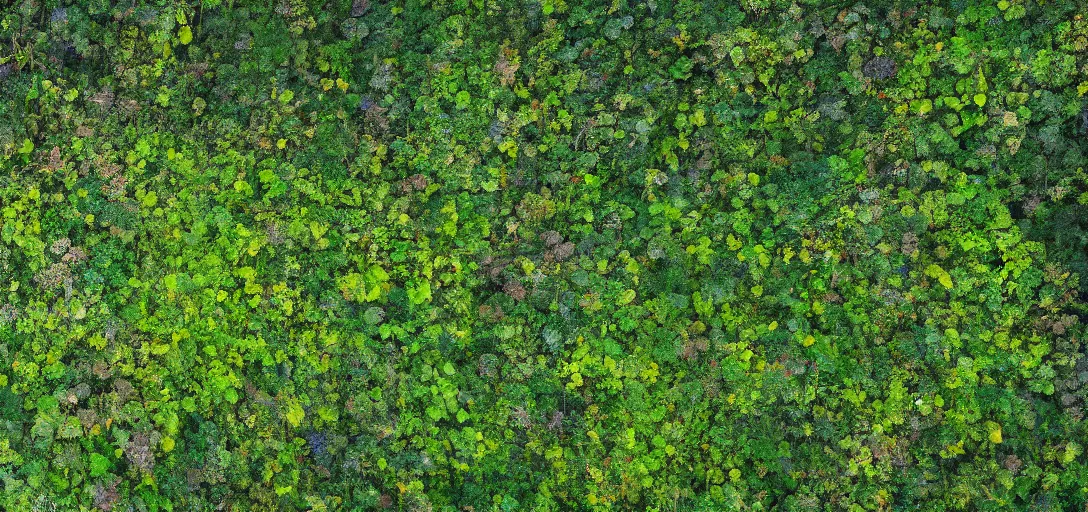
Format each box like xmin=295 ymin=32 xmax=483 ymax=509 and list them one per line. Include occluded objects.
xmin=925 ymin=264 xmax=954 ymax=289
xmin=285 ymin=400 xmax=305 ymax=427
xmin=938 ymin=273 xmax=953 ymax=289
xmin=179 ymin=26 xmax=193 ymax=45
xmin=142 ymin=191 xmax=158 ymax=208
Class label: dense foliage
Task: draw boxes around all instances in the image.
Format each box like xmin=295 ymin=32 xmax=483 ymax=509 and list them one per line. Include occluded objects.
xmin=3 ymin=0 xmax=1088 ymax=510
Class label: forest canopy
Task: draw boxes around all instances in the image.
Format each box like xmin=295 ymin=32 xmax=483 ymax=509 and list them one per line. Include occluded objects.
xmin=2 ymin=0 xmax=1088 ymax=510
